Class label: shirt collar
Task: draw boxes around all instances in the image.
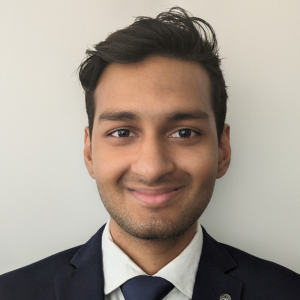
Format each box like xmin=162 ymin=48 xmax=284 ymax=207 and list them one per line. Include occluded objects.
xmin=102 ymin=219 xmax=203 ymax=298
xmin=155 ymin=222 xmax=202 ymax=298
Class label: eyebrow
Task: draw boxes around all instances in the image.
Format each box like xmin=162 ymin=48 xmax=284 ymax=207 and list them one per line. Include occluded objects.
xmin=98 ymin=111 xmax=141 ymax=123
xmin=165 ymin=110 xmax=209 ymax=122
xmin=98 ymin=109 xmax=209 ymax=123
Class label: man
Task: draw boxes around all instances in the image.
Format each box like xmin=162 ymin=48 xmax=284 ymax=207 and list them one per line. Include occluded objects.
xmin=0 ymin=6 xmax=299 ymax=300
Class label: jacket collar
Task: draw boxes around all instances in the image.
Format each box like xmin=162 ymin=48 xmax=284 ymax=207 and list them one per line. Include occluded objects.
xmin=54 ymin=225 xmax=106 ymax=300
xmin=55 ymin=224 xmax=243 ymax=300
xmin=191 ymin=226 xmax=243 ymax=299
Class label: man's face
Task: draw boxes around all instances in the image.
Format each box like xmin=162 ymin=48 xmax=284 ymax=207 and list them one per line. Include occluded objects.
xmin=84 ymin=56 xmax=230 ymax=240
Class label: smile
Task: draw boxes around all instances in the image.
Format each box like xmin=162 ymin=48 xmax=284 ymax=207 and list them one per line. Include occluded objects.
xmin=127 ymin=187 xmax=183 ymax=206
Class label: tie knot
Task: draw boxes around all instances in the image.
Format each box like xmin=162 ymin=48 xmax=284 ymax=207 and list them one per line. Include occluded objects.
xmin=121 ymin=275 xmax=174 ymax=300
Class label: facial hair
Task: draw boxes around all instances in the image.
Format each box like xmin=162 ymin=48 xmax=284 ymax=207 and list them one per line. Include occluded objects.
xmin=96 ymin=173 xmax=215 ymax=241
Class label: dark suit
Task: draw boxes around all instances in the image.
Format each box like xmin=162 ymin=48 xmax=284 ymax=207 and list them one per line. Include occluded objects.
xmin=0 ymin=225 xmax=299 ymax=299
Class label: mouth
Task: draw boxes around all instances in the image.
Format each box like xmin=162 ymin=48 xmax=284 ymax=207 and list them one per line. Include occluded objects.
xmin=127 ymin=186 xmax=184 ymax=206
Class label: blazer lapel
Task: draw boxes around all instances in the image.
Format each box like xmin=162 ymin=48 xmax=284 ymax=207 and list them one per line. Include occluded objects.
xmin=54 ymin=225 xmax=106 ymax=300
xmin=192 ymin=227 xmax=244 ymax=300
xmin=54 ymin=224 xmax=243 ymax=300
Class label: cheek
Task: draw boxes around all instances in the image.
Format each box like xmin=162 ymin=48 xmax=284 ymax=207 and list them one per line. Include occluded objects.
xmin=178 ymin=147 xmax=218 ymax=179
xmin=92 ymin=144 xmax=130 ymax=184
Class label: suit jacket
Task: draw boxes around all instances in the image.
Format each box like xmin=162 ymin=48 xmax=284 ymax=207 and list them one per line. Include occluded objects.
xmin=0 ymin=225 xmax=299 ymax=299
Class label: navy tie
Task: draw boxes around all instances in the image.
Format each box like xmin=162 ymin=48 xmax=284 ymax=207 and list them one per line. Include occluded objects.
xmin=120 ymin=275 xmax=174 ymax=300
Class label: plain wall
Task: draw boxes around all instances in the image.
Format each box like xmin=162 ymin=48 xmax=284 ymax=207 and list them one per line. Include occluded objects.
xmin=1 ymin=0 xmax=299 ymax=275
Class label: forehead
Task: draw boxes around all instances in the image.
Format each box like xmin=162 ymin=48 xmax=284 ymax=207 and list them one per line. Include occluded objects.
xmin=94 ymin=56 xmax=214 ymax=121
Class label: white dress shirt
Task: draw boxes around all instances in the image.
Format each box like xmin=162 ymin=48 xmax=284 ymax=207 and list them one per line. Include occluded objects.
xmin=102 ymin=219 xmax=203 ymax=300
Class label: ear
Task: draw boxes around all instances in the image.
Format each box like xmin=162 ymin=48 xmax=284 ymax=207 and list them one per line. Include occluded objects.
xmin=84 ymin=126 xmax=95 ymax=179
xmin=216 ymin=124 xmax=231 ymax=179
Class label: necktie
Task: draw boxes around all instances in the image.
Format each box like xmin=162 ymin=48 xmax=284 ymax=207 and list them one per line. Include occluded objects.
xmin=120 ymin=275 xmax=174 ymax=300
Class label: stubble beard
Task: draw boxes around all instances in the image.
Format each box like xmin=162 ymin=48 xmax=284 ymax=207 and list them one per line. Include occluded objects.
xmin=96 ymin=176 xmax=215 ymax=241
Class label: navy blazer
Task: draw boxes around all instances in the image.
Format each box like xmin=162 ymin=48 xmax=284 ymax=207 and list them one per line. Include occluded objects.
xmin=0 ymin=225 xmax=299 ymax=299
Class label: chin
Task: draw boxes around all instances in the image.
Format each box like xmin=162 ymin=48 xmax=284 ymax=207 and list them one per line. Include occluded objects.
xmin=111 ymin=212 xmax=199 ymax=241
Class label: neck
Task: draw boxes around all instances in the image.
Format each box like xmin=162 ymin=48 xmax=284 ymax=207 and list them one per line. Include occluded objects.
xmin=109 ymin=218 xmax=198 ymax=275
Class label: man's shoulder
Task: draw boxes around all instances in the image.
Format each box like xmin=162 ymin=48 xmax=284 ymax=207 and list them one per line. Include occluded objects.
xmin=221 ymin=243 xmax=300 ymax=296
xmin=0 ymin=245 xmax=81 ymax=300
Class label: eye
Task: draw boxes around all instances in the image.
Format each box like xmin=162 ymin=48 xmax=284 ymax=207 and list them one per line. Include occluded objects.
xmin=110 ymin=129 xmax=136 ymax=138
xmin=170 ymin=129 xmax=198 ymax=138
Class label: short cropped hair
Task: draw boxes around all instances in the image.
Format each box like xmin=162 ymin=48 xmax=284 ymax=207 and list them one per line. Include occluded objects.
xmin=79 ymin=7 xmax=227 ymax=141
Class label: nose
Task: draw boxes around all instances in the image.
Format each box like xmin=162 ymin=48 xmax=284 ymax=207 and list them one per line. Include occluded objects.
xmin=130 ymin=134 xmax=176 ymax=184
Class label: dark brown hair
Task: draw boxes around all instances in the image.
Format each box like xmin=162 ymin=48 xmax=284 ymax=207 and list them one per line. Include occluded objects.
xmin=79 ymin=7 xmax=227 ymax=141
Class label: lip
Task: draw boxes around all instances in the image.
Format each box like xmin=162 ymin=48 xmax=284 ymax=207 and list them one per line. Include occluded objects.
xmin=127 ymin=186 xmax=183 ymax=206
